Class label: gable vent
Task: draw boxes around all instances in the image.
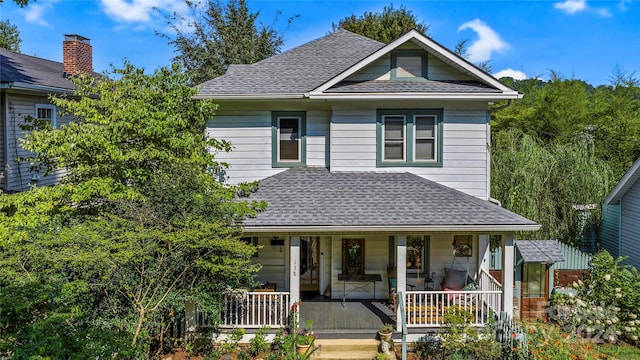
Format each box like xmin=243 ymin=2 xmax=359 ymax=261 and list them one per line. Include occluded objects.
xmin=396 ymin=56 xmax=422 ymax=77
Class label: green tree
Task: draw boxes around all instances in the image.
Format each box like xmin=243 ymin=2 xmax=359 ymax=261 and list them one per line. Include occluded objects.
xmin=331 ymin=4 xmax=429 ymax=43
xmin=493 ymin=73 xmax=640 ymax=182
xmin=491 ymin=129 xmax=611 ymax=245
xmin=0 ymin=19 xmax=21 ymax=52
xmin=160 ymin=0 xmax=290 ymax=85
xmin=0 ymin=63 xmax=264 ymax=357
xmin=0 ymin=0 xmax=31 ymax=6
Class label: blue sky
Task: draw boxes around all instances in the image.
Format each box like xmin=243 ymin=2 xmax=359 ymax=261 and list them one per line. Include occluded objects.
xmin=2 ymin=0 xmax=638 ymax=86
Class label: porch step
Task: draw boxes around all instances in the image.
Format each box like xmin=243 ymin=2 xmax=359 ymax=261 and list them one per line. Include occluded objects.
xmin=310 ymin=339 xmax=382 ymax=360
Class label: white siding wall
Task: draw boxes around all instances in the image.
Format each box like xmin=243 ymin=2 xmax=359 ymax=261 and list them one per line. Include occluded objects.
xmin=347 ymin=55 xmax=391 ymax=81
xmin=344 ymin=48 xmax=475 ymax=82
xmin=424 ymin=234 xmax=478 ymax=290
xmin=253 ymin=236 xmax=288 ymax=291
xmin=620 ymin=180 xmax=640 ymax=269
xmin=330 ymin=235 xmax=389 ymax=300
xmin=330 ymin=101 xmax=490 ymax=198
xmin=208 ymin=105 xmax=330 ymax=184
xmin=428 ymin=55 xmax=474 ymax=81
xmin=4 ymin=94 xmax=69 ymax=191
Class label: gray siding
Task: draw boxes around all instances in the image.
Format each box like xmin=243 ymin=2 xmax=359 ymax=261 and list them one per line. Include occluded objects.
xmin=208 ymin=102 xmax=331 ymax=184
xmin=600 ymin=204 xmax=621 ymax=258
xmin=620 ymin=179 xmax=640 ymax=269
xmin=4 ymin=94 xmax=68 ymax=191
xmin=208 ymin=100 xmax=490 ymax=199
xmin=330 ymin=101 xmax=490 ymax=199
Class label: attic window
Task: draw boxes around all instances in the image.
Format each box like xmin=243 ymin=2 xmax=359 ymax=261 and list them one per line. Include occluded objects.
xmin=391 ymin=50 xmax=427 ymax=80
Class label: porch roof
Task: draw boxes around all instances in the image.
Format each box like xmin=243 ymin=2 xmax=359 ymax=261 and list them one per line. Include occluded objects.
xmin=241 ymin=167 xmax=539 ymax=232
xmin=515 ymin=240 xmax=565 ymax=264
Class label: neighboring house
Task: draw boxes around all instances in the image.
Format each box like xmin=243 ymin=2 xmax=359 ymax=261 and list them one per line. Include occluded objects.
xmin=0 ymin=34 xmax=93 ymax=192
xmin=601 ymin=156 xmax=640 ymax=270
xmin=194 ymin=29 xmax=539 ymax=335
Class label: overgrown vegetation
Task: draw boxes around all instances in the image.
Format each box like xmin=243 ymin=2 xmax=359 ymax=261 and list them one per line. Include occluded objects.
xmin=0 ymin=63 xmax=264 ymax=358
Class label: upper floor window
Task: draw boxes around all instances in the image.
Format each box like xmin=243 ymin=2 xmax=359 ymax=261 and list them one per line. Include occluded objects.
xmin=271 ymin=111 xmax=306 ymax=167
xmin=376 ymin=109 xmax=443 ymax=167
xmin=391 ymin=50 xmax=427 ymax=80
xmin=35 ymin=104 xmax=56 ymax=128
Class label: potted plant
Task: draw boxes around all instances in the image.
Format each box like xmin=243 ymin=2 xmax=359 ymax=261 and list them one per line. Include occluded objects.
xmin=296 ymin=320 xmax=316 ymax=355
xmin=378 ymin=323 xmax=394 ymax=342
xmin=296 ymin=331 xmax=315 ymax=354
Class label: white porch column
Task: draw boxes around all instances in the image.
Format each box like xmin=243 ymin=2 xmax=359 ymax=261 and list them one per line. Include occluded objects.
xmin=502 ymin=233 xmax=515 ymax=317
xmin=290 ymin=236 xmax=301 ymax=305
xmin=396 ymin=235 xmax=407 ymax=332
xmin=478 ymin=234 xmax=491 ymax=277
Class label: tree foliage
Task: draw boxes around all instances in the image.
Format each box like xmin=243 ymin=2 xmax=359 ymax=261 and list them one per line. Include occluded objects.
xmin=0 ymin=63 xmax=264 ymax=358
xmin=0 ymin=19 xmax=21 ymax=53
xmin=331 ymin=4 xmax=429 ymax=43
xmin=493 ymin=74 xmax=640 ymax=181
xmin=491 ymin=129 xmax=612 ymax=246
xmin=0 ymin=0 xmax=31 ymax=6
xmin=161 ymin=0 xmax=290 ymax=85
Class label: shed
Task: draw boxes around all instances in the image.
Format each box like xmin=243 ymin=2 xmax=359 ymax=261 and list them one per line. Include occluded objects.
xmin=515 ymin=240 xmax=565 ymax=320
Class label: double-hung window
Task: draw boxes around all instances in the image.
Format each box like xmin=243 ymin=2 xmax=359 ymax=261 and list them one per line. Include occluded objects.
xmin=35 ymin=104 xmax=57 ymax=128
xmin=272 ymin=111 xmax=306 ymax=167
xmin=377 ymin=109 xmax=443 ymax=167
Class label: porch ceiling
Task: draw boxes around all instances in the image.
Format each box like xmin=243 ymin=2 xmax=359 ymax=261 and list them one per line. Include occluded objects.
xmin=241 ymin=167 xmax=538 ymax=232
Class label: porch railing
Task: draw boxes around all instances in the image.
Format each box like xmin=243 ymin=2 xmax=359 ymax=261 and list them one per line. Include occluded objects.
xmin=218 ymin=290 xmax=290 ymax=329
xmin=479 ymin=268 xmax=503 ymax=315
xmin=405 ymin=289 xmax=502 ymax=327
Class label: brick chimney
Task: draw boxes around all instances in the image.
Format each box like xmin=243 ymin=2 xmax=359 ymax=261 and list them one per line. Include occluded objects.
xmin=63 ymin=34 xmax=92 ymax=76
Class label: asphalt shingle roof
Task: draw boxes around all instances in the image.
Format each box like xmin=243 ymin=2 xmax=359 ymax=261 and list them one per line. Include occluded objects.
xmin=197 ymin=29 xmax=385 ymax=95
xmin=1 ymin=48 xmax=77 ymax=90
xmin=242 ymin=167 xmax=538 ymax=228
xmin=516 ymin=240 xmax=566 ymax=263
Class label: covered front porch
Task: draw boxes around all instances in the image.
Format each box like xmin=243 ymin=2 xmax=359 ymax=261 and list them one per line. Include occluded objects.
xmin=207 ymin=168 xmax=538 ymax=334
xmin=215 ymin=232 xmax=509 ymax=332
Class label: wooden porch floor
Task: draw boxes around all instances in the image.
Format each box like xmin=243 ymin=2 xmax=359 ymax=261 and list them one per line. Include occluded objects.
xmin=299 ymin=296 xmax=395 ymax=333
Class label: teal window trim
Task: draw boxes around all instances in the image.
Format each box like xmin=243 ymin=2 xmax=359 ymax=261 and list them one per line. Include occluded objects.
xmin=271 ymin=111 xmax=306 ymax=168
xmin=376 ymin=109 xmax=443 ymax=167
xmin=390 ymin=49 xmax=428 ymax=80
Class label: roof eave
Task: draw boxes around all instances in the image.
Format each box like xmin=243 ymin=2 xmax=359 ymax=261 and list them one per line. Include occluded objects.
xmin=308 ymin=91 xmax=523 ymax=100
xmin=604 ymin=156 xmax=640 ymax=205
xmin=0 ymin=81 xmax=75 ymax=94
xmin=192 ymin=93 xmax=306 ymax=100
xmin=242 ymin=224 xmax=541 ymax=233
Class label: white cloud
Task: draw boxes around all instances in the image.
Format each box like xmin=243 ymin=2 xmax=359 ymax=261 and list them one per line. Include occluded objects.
xmin=553 ymin=0 xmax=588 ymax=14
xmin=25 ymin=3 xmax=52 ymax=26
xmin=618 ymin=0 xmax=631 ymax=11
xmin=595 ymin=7 xmax=613 ymax=17
xmin=493 ymin=69 xmax=527 ymax=80
xmin=457 ymin=19 xmax=508 ymax=63
xmin=100 ymin=0 xmax=188 ymax=24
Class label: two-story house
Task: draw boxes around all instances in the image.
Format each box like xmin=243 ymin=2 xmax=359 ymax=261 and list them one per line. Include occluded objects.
xmin=194 ymin=29 xmax=539 ymax=333
xmin=0 ymin=34 xmax=94 ymax=192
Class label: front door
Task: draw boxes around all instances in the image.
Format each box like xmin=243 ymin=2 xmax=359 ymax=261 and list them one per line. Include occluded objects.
xmin=300 ymin=236 xmax=320 ymax=292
